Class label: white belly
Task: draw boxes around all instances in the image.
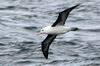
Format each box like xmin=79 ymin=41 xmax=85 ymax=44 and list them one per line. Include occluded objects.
xmin=47 ymin=26 xmax=70 ymax=34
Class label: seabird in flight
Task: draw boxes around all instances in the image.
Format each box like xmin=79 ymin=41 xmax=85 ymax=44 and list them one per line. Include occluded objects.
xmin=37 ymin=4 xmax=80 ymax=59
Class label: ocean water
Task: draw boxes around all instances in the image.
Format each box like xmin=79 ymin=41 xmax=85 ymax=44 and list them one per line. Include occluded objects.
xmin=0 ymin=0 xmax=100 ymax=66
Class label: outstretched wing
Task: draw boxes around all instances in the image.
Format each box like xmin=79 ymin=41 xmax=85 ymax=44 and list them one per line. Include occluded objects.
xmin=42 ymin=34 xmax=57 ymax=59
xmin=52 ymin=4 xmax=80 ymax=27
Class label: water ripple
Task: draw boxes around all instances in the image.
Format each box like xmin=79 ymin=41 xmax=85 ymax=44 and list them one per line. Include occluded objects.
xmin=0 ymin=0 xmax=100 ymax=66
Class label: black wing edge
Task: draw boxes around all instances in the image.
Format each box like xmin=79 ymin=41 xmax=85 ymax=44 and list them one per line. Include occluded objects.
xmin=52 ymin=3 xmax=80 ymax=27
xmin=41 ymin=35 xmax=57 ymax=59
xmin=62 ymin=3 xmax=80 ymax=13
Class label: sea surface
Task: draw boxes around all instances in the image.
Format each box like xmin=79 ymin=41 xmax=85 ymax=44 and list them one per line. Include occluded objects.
xmin=0 ymin=0 xmax=100 ymax=66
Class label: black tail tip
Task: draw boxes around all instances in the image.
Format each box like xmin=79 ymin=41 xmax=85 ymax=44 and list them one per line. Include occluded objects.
xmin=71 ymin=27 xmax=79 ymax=31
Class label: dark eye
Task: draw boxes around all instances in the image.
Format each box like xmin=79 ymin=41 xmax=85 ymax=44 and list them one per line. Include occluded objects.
xmin=41 ymin=29 xmax=44 ymax=31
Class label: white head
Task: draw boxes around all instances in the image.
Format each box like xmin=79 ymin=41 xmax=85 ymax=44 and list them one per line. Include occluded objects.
xmin=37 ymin=26 xmax=51 ymax=35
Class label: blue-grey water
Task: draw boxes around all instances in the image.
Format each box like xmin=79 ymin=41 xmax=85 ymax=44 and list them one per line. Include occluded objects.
xmin=0 ymin=0 xmax=100 ymax=66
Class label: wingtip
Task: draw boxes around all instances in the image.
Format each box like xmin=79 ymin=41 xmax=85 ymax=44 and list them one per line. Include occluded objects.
xmin=45 ymin=55 xmax=48 ymax=59
xmin=42 ymin=44 xmax=49 ymax=59
xmin=42 ymin=50 xmax=48 ymax=59
xmin=73 ymin=3 xmax=81 ymax=8
xmin=76 ymin=3 xmax=81 ymax=7
xmin=77 ymin=3 xmax=81 ymax=6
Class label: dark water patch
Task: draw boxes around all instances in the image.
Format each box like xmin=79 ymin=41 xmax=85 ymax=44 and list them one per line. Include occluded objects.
xmin=65 ymin=41 xmax=77 ymax=45
xmin=57 ymin=38 xmax=84 ymax=45
xmin=0 ymin=53 xmax=11 ymax=56
xmin=82 ymin=42 xmax=99 ymax=54
xmin=49 ymin=60 xmax=68 ymax=64
xmin=0 ymin=43 xmax=6 ymax=46
xmin=87 ymin=63 xmax=100 ymax=66
xmin=86 ymin=56 xmax=100 ymax=61
xmin=84 ymin=28 xmax=100 ymax=32
xmin=24 ymin=26 xmax=37 ymax=30
xmin=0 ymin=5 xmax=30 ymax=11
xmin=17 ymin=6 xmax=30 ymax=11
xmin=23 ymin=15 xmax=34 ymax=18
xmin=33 ymin=14 xmax=38 ymax=17
xmin=57 ymin=41 xmax=77 ymax=45
xmin=0 ymin=6 xmax=16 ymax=10
xmin=15 ymin=45 xmax=32 ymax=54
xmin=15 ymin=60 xmax=32 ymax=64
xmin=21 ymin=41 xmax=35 ymax=44
xmin=18 ymin=48 xmax=32 ymax=53
xmin=0 ymin=22 xmax=8 ymax=27
xmin=69 ymin=53 xmax=80 ymax=57
xmin=15 ymin=41 xmax=38 ymax=47
xmin=19 ymin=41 xmax=38 ymax=47
xmin=13 ymin=41 xmax=39 ymax=55
xmin=0 ymin=36 xmax=12 ymax=41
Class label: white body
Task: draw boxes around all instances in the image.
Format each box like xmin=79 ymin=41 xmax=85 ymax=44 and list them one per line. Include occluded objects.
xmin=40 ymin=26 xmax=71 ymax=35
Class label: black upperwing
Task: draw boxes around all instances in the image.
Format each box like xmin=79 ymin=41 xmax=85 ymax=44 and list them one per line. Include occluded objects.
xmin=41 ymin=34 xmax=57 ymax=59
xmin=52 ymin=4 xmax=80 ymax=27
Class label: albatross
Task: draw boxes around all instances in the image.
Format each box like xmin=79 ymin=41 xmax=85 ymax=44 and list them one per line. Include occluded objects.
xmin=37 ymin=4 xmax=80 ymax=59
